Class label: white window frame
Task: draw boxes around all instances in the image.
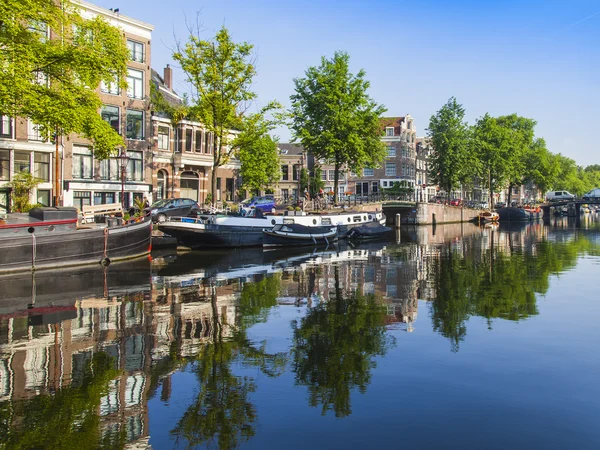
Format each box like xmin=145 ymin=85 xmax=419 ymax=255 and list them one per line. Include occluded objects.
xmin=101 ymin=105 xmax=120 ymax=134
xmin=126 ymin=68 xmax=144 ymax=99
xmin=385 ymin=127 xmax=394 ymax=137
xmin=363 ymin=168 xmax=374 ymax=177
xmin=386 ymin=146 xmax=396 ymax=158
xmin=72 ymin=146 xmax=93 ymax=180
xmin=127 ymin=39 xmax=145 ymax=63
xmin=101 ymin=77 xmax=120 ymax=95
xmin=385 ymin=163 xmax=396 ymax=177
xmin=126 ymin=109 xmax=144 ymax=140
xmin=157 ymin=126 xmax=170 ymax=150
xmin=0 ymin=115 xmax=13 ymax=138
xmin=28 ymin=120 xmax=47 ymax=142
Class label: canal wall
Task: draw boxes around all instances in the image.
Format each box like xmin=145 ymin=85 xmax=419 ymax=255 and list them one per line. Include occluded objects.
xmin=383 ymin=203 xmax=480 ymax=225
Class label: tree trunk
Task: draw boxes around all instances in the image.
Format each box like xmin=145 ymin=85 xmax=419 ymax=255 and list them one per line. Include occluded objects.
xmin=334 ymin=160 xmax=339 ymax=205
xmin=507 ymin=183 xmax=513 ymax=205
xmin=212 ymin=133 xmax=218 ymax=206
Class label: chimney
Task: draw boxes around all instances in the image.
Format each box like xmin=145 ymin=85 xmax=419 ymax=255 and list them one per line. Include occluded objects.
xmin=163 ymin=64 xmax=173 ymax=90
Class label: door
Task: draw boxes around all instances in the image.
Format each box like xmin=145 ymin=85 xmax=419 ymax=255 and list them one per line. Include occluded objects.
xmin=180 ymin=171 xmax=199 ymax=202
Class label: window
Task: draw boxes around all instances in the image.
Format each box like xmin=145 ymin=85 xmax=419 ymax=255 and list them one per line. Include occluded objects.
xmin=34 ymin=71 xmax=49 ymax=87
xmin=281 ymin=188 xmax=289 ymax=200
xmin=328 ymin=170 xmax=335 ymax=181
xmin=185 ymin=129 xmax=193 ymax=152
xmin=36 ymin=190 xmax=50 ymax=206
xmin=281 ymin=165 xmax=289 ymax=181
xmin=29 ymin=21 xmax=48 ymax=41
xmin=100 ymin=158 xmax=119 ymax=181
xmin=126 ymin=69 xmax=144 ymax=99
xmin=321 ymin=170 xmax=327 ymax=181
xmin=126 ymin=110 xmax=144 ymax=140
xmin=127 ymin=40 xmax=144 ymax=63
xmin=363 ymin=168 xmax=374 ymax=177
xmin=101 ymin=106 xmax=120 ymax=133
xmin=72 ymin=146 xmax=93 ymax=179
xmin=127 ymin=151 xmax=143 ymax=181
xmin=94 ymin=192 xmax=115 ymax=205
xmin=157 ymin=171 xmax=168 ymax=199
xmin=28 ymin=121 xmax=46 ymax=141
xmin=158 ymin=126 xmax=169 ymax=150
xmin=15 ymin=151 xmax=30 ymax=173
xmin=385 ymin=163 xmax=396 ymax=176
xmin=382 ymin=181 xmax=388 ymax=187
xmin=385 ymin=127 xmax=394 ymax=136
xmin=0 ymin=115 xmax=12 ymax=138
xmin=101 ymin=77 xmax=119 ymax=95
xmin=34 ymin=153 xmax=50 ymax=181
xmin=293 ymin=165 xmax=300 ymax=181
xmin=204 ymin=131 xmax=211 ymax=154
xmin=73 ymin=191 xmax=91 ymax=211
xmin=387 ymin=146 xmax=396 ymax=158
xmin=195 ymin=130 xmax=202 ymax=152
xmin=0 ymin=150 xmax=9 ymax=180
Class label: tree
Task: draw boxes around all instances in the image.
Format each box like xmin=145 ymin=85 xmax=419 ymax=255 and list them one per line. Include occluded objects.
xmin=309 ymin=166 xmax=325 ymax=199
xmin=0 ymin=0 xmax=129 ymax=159
xmin=427 ymin=97 xmax=474 ymax=195
xmin=235 ymin=106 xmax=284 ymax=193
xmin=522 ymin=138 xmax=559 ymax=196
xmin=290 ymin=52 xmax=386 ymax=203
xmin=174 ymin=26 xmax=259 ymax=204
xmin=7 ymin=171 xmax=42 ymax=212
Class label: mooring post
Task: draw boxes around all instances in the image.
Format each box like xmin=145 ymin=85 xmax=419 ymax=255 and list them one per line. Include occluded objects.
xmin=395 ymin=213 xmax=401 ymax=229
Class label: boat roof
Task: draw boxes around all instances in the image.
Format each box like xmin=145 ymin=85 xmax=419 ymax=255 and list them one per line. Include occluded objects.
xmin=0 ymin=213 xmax=77 ymax=229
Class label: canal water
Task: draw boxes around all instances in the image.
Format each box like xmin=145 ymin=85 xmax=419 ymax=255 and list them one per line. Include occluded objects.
xmin=1 ymin=216 xmax=599 ymax=449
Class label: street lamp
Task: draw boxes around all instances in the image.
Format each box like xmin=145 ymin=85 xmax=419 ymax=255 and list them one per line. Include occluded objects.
xmin=119 ymin=148 xmax=130 ymax=210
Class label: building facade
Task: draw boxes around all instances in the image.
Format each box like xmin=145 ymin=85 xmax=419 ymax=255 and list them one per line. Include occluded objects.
xmin=151 ymin=66 xmax=240 ymax=205
xmin=350 ymin=115 xmax=417 ymax=196
xmin=415 ymin=137 xmax=436 ymax=201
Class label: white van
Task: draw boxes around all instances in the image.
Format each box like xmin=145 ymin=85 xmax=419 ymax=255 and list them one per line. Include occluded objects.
xmin=545 ymin=191 xmax=575 ymax=202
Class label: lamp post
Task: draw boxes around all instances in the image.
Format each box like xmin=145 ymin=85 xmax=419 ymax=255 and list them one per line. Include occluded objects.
xmin=119 ymin=148 xmax=130 ymax=210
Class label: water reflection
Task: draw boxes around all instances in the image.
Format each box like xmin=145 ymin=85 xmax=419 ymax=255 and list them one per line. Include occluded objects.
xmin=0 ymin=219 xmax=598 ymax=449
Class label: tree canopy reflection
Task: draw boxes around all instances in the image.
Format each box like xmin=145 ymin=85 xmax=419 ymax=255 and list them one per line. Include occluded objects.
xmin=291 ymin=266 xmax=394 ymax=417
xmin=430 ymin=232 xmax=599 ymax=351
xmin=171 ymin=275 xmax=287 ymax=450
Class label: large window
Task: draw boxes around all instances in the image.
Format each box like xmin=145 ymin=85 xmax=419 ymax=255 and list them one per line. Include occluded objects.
xmin=157 ymin=170 xmax=168 ymax=200
xmin=328 ymin=170 xmax=335 ymax=181
xmin=126 ymin=69 xmax=144 ymax=99
xmin=126 ymin=151 xmax=143 ymax=181
xmin=126 ymin=110 xmax=144 ymax=140
xmin=94 ymin=192 xmax=115 ymax=205
xmin=37 ymin=190 xmax=50 ymax=206
xmin=204 ymin=131 xmax=211 ymax=154
xmin=127 ymin=40 xmax=145 ymax=63
xmin=157 ymin=126 xmax=169 ymax=150
xmin=73 ymin=191 xmax=91 ymax=211
xmin=72 ymin=146 xmax=93 ymax=179
xmin=100 ymin=158 xmax=119 ymax=181
xmin=0 ymin=150 xmax=9 ymax=180
xmin=14 ymin=151 xmax=30 ymax=174
xmin=34 ymin=153 xmax=50 ymax=181
xmin=28 ymin=121 xmax=46 ymax=141
xmin=387 ymin=146 xmax=396 ymax=158
xmin=385 ymin=163 xmax=396 ymax=177
xmin=195 ymin=130 xmax=202 ymax=152
xmin=281 ymin=165 xmax=289 ymax=181
xmin=101 ymin=77 xmax=119 ymax=95
xmin=0 ymin=116 xmax=12 ymax=138
xmin=293 ymin=165 xmax=300 ymax=181
xmin=101 ymin=106 xmax=120 ymax=133
xmin=185 ymin=129 xmax=193 ymax=152
xmin=363 ymin=168 xmax=374 ymax=177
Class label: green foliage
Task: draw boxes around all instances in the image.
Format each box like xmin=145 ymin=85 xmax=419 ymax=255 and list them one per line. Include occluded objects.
xmin=291 ymin=52 xmax=386 ymax=201
xmin=7 ymin=171 xmax=42 ymax=212
xmin=427 ymin=97 xmax=474 ymax=194
xmin=205 ymin=193 xmax=212 ymax=205
xmin=174 ymin=26 xmax=280 ymax=203
xmin=384 ymin=181 xmax=414 ymax=197
xmin=299 ymin=167 xmax=310 ymax=194
xmin=235 ymin=105 xmax=285 ymax=192
xmin=292 ymin=267 xmax=394 ymax=417
xmin=309 ymin=166 xmax=326 ymax=198
xmin=0 ymin=352 xmax=122 ymax=449
xmin=0 ymin=0 xmax=130 ymax=159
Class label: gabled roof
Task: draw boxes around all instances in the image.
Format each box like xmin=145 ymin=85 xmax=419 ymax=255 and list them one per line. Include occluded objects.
xmin=380 ymin=117 xmax=405 ymax=129
xmin=277 ymin=143 xmax=305 ymax=156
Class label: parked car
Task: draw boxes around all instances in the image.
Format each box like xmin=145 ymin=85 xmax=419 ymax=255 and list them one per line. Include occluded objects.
xmin=582 ymin=188 xmax=600 ymax=200
xmin=145 ymin=198 xmax=200 ymax=223
xmin=449 ymin=198 xmax=462 ymax=206
xmin=545 ymin=191 xmax=575 ymax=202
xmin=239 ymin=195 xmax=276 ymax=215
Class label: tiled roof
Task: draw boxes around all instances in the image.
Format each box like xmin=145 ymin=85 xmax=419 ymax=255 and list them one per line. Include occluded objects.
xmin=379 ymin=117 xmax=405 ymax=129
xmin=277 ymin=143 xmax=305 ymax=156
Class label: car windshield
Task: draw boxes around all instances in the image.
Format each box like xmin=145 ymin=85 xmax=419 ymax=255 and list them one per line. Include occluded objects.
xmin=151 ymin=199 xmax=170 ymax=208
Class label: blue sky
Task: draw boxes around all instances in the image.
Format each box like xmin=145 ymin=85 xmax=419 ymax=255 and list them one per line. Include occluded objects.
xmin=95 ymin=0 xmax=599 ymax=165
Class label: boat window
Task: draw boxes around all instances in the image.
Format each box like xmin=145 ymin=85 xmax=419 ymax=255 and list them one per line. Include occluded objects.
xmin=281 ymin=226 xmax=292 ymax=232
xmin=322 ymin=218 xmax=331 ymax=225
xmin=353 ymin=216 xmax=362 ymax=223
xmin=283 ymin=218 xmax=295 ymax=224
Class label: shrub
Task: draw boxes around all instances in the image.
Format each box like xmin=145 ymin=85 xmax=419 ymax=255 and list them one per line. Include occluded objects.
xmin=294 ymin=206 xmax=301 ymax=211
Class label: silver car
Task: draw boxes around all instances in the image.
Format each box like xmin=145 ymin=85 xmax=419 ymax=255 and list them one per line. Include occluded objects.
xmin=583 ymin=188 xmax=600 ymax=200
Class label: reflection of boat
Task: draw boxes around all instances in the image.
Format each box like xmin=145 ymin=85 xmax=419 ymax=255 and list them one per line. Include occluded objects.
xmin=347 ymin=222 xmax=392 ymax=240
xmin=497 ymin=206 xmax=544 ymax=221
xmin=0 ymin=207 xmax=152 ymax=274
xmin=0 ymin=258 xmax=152 ymax=315
xmin=477 ymin=211 xmax=499 ymax=223
xmin=263 ymin=224 xmax=337 ymax=247
xmin=158 ymin=210 xmax=385 ymax=249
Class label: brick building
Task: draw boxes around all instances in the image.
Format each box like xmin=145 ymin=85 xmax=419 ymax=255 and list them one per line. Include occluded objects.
xmin=350 ymin=115 xmax=417 ymax=196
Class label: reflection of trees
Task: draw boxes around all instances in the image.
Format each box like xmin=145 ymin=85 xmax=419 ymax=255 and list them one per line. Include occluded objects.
xmin=0 ymin=353 xmax=122 ymax=450
xmin=430 ymin=234 xmax=597 ymax=351
xmin=171 ymin=276 xmax=286 ymax=450
xmin=291 ymin=266 xmax=393 ymax=418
